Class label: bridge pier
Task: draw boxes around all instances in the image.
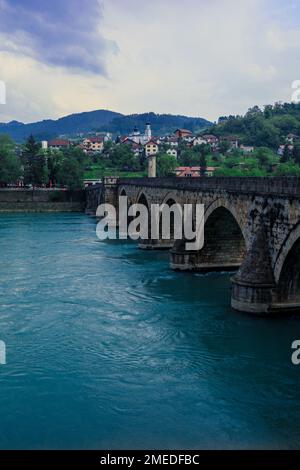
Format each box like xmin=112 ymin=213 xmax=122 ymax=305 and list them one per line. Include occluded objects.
xmin=170 ymin=242 xmax=243 ymax=272
xmin=230 ymin=225 xmax=276 ymax=315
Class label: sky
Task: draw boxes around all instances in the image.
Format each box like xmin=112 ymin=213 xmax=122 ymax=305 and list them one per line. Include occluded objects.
xmin=0 ymin=0 xmax=300 ymax=123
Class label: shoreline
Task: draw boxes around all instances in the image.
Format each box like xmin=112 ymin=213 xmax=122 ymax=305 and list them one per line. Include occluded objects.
xmin=0 ymin=188 xmax=86 ymax=212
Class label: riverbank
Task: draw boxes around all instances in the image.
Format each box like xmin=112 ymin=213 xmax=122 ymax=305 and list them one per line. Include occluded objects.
xmin=0 ymin=189 xmax=86 ymax=212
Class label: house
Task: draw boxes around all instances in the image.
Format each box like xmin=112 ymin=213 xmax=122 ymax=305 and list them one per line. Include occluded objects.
xmin=94 ymin=132 xmax=112 ymax=142
xmin=168 ymin=136 xmax=179 ymax=147
xmin=223 ymin=135 xmax=239 ymax=149
xmin=175 ymin=166 xmax=218 ymax=177
xmin=205 ymin=166 xmax=218 ymax=177
xmin=174 ymin=129 xmax=194 ymax=140
xmin=48 ymin=139 xmax=70 ymax=150
xmin=84 ymin=179 xmax=102 ymax=187
xmin=166 ymin=148 xmax=178 ymax=158
xmin=277 ymin=144 xmax=294 ymax=156
xmin=192 ymin=136 xmax=207 ymax=147
xmin=121 ymin=138 xmax=143 ymax=156
xmin=83 ymin=137 xmax=104 ymax=153
xmin=175 ymin=166 xmax=200 ymax=177
xmin=201 ymin=134 xmax=219 ymax=146
xmin=240 ymin=145 xmax=254 ymax=154
xmin=145 ymin=140 xmax=159 ymax=157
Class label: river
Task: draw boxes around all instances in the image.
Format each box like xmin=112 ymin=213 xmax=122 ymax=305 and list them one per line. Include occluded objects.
xmin=0 ymin=213 xmax=299 ymax=449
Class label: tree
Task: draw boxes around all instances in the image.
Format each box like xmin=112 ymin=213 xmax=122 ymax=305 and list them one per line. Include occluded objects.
xmin=23 ymin=135 xmax=48 ymax=186
xmin=110 ymin=145 xmax=141 ymax=171
xmin=255 ymin=147 xmax=272 ymax=170
xmin=292 ymin=143 xmax=300 ymax=165
xmin=47 ymin=150 xmax=64 ymax=186
xmin=179 ymin=149 xmax=199 ymax=166
xmin=199 ymin=145 xmax=207 ymax=176
xmin=199 ymin=154 xmax=207 ymax=176
xmin=275 ymin=162 xmax=300 ymax=176
xmin=56 ymin=157 xmax=84 ymax=190
xmin=219 ymin=139 xmax=230 ymax=154
xmin=156 ymin=154 xmax=177 ymax=177
xmin=0 ymin=135 xmax=22 ymax=184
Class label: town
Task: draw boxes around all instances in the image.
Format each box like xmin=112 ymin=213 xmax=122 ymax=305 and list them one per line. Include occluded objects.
xmin=1 ymin=102 xmax=300 ymax=190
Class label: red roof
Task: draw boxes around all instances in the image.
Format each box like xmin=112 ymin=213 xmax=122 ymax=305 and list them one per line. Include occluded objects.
xmin=85 ymin=137 xmax=103 ymax=143
xmin=49 ymin=139 xmax=69 ymax=146
xmin=175 ymin=129 xmax=193 ymax=134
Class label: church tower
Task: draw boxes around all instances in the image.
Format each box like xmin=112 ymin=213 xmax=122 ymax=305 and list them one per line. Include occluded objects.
xmin=145 ymin=123 xmax=152 ymax=142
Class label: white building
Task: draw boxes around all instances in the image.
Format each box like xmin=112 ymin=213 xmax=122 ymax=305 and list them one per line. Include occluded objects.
xmin=166 ymin=148 xmax=178 ymax=158
xmin=145 ymin=140 xmax=159 ymax=157
xmin=129 ymin=123 xmax=152 ymax=145
xmin=192 ymin=136 xmax=207 ymax=147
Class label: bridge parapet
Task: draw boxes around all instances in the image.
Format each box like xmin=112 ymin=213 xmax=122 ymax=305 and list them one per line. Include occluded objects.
xmin=118 ymin=176 xmax=300 ymax=197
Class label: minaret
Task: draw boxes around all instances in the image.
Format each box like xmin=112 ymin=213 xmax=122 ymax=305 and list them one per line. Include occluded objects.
xmin=145 ymin=123 xmax=152 ymax=142
xmin=148 ymin=154 xmax=156 ymax=178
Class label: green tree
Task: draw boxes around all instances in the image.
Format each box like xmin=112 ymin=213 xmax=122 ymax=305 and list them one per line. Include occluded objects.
xmin=0 ymin=135 xmax=22 ymax=184
xmin=199 ymin=150 xmax=207 ymax=176
xmin=292 ymin=143 xmax=300 ymax=165
xmin=157 ymin=154 xmax=177 ymax=177
xmin=110 ymin=145 xmax=141 ymax=171
xmin=179 ymin=149 xmax=199 ymax=166
xmin=56 ymin=157 xmax=84 ymax=190
xmin=255 ymin=147 xmax=273 ymax=170
xmin=219 ymin=139 xmax=230 ymax=154
xmin=47 ymin=150 xmax=64 ymax=186
xmin=23 ymin=135 xmax=48 ymax=186
xmin=199 ymin=144 xmax=210 ymax=176
xmin=275 ymin=162 xmax=300 ymax=176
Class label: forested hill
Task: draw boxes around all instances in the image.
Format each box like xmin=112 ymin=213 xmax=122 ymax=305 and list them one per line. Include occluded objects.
xmin=98 ymin=112 xmax=211 ymax=136
xmin=0 ymin=110 xmax=122 ymax=142
xmin=0 ymin=110 xmax=212 ymax=142
xmin=207 ymin=102 xmax=300 ymax=149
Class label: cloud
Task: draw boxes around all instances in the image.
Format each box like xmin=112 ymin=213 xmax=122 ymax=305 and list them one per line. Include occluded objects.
xmin=1 ymin=0 xmax=300 ymax=123
xmin=99 ymin=0 xmax=300 ymax=119
xmin=0 ymin=0 xmax=117 ymax=74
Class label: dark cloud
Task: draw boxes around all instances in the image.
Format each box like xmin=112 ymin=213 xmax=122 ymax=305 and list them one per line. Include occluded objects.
xmin=0 ymin=0 xmax=116 ymax=74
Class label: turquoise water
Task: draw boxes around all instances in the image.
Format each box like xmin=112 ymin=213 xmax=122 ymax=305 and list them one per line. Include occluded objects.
xmin=0 ymin=213 xmax=300 ymax=450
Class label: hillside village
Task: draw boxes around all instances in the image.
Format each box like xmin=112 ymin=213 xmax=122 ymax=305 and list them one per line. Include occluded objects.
xmin=40 ymin=118 xmax=300 ymax=185
xmin=2 ymin=102 xmax=300 ymax=189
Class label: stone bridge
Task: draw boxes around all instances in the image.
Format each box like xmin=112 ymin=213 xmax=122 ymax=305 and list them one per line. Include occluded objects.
xmin=86 ymin=177 xmax=300 ymax=316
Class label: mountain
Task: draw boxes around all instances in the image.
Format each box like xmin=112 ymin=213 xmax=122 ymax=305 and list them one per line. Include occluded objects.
xmin=98 ymin=112 xmax=212 ymax=136
xmin=0 ymin=110 xmax=123 ymax=142
xmin=0 ymin=110 xmax=212 ymax=142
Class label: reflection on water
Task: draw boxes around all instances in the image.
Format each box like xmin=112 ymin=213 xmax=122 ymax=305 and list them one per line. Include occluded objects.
xmin=0 ymin=213 xmax=299 ymax=449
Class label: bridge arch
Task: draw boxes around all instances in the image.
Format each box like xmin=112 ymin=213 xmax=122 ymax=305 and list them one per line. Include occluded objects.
xmin=119 ymin=187 xmax=128 ymax=197
xmin=135 ymin=190 xmax=150 ymax=208
xmin=274 ymin=222 xmax=300 ymax=285
xmin=196 ymin=200 xmax=247 ymax=271
xmin=204 ymin=198 xmax=247 ymax=243
xmin=159 ymin=194 xmax=183 ymax=242
xmin=161 ymin=191 xmax=181 ymax=207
